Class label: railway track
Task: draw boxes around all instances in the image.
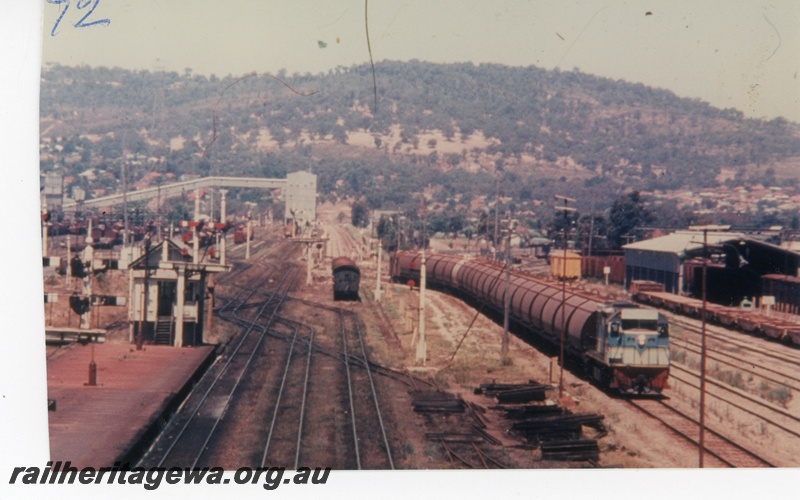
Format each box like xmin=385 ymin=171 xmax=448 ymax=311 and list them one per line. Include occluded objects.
xmin=667 ymin=363 xmax=800 ymax=442
xmin=647 ymin=322 xmax=800 ymax=467
xmin=282 ymin=299 xmax=427 ymax=392
xmin=668 ymin=336 xmax=800 ymax=394
xmin=258 ymin=317 xmax=314 ymax=468
xmin=138 ymin=264 xmax=298 ymax=468
xmin=226 ymin=283 xmax=401 ymax=468
xmin=627 ymin=398 xmax=776 ymax=468
xmin=139 ymin=258 xmax=403 ymax=470
xmin=134 ymin=225 xmax=464 ymax=470
xmin=339 ymin=309 xmax=395 ymax=469
xmin=269 ymin=295 xmax=398 ymax=469
xmin=223 ymin=299 xmax=397 ymax=469
xmin=666 ymin=314 xmax=800 ymax=446
xmin=668 ymin=314 xmax=800 ymax=367
xmin=325 ymin=224 xmax=359 ymax=260
xmin=252 ymin=301 xmax=405 ymax=469
xmin=438 ymin=439 xmax=507 ymax=469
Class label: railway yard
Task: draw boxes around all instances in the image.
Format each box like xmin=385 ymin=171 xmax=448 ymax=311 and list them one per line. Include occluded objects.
xmin=41 ymin=208 xmax=800 ymax=471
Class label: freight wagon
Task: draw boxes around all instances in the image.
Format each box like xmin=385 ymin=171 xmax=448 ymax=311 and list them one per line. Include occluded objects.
xmin=633 ymin=284 xmax=800 ymax=346
xmin=332 ymin=257 xmax=360 ymax=301
xmin=391 ymin=251 xmax=670 ymax=394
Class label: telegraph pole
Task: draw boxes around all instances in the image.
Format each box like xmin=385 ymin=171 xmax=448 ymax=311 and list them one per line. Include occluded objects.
xmin=156 ymin=181 xmax=162 ymax=241
xmin=700 ymin=228 xmax=708 ymax=468
xmin=416 ymin=246 xmax=427 ymax=366
xmin=587 ymin=198 xmax=595 ymax=258
xmin=502 ymin=212 xmax=513 ymax=360
xmin=375 ymin=239 xmax=383 ymax=302
xmin=416 ymin=199 xmax=427 ymax=366
xmin=86 ymin=221 xmax=97 ymax=385
xmin=220 ymin=189 xmax=228 ymax=266
xmin=689 ymin=224 xmax=729 ymax=467
xmin=245 ymin=216 xmax=252 ymax=260
xmin=80 ymin=220 xmax=94 ymax=330
xmin=193 ymin=188 xmax=200 ymax=264
xmin=122 ymin=158 xmax=129 ymax=247
xmin=306 ymin=242 xmax=313 ymax=285
xmin=493 ymin=177 xmax=500 ymax=260
xmin=555 ymin=195 xmax=577 ymax=400
xmin=41 ymin=198 xmax=48 ymax=257
xmin=66 ymin=234 xmax=72 ymax=288
xmin=138 ymin=233 xmax=150 ymax=351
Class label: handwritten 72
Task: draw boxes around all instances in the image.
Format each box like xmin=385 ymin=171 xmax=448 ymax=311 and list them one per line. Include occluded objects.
xmin=47 ymin=0 xmax=110 ymax=37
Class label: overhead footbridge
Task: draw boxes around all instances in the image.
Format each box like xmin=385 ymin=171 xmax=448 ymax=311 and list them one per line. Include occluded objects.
xmin=62 ymin=176 xmax=288 ymax=212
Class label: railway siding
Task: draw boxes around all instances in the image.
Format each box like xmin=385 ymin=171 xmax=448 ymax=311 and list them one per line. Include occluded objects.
xmin=628 ymin=399 xmax=775 ymax=468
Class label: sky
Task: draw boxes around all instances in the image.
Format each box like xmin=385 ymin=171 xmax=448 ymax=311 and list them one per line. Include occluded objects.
xmin=40 ymin=0 xmax=800 ymax=123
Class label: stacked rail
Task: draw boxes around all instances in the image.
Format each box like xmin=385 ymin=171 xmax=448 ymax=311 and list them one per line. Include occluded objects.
xmin=475 ymin=380 xmax=605 ymax=463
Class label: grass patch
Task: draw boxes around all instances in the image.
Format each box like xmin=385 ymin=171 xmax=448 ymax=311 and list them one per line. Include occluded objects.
xmin=759 ymin=382 xmax=793 ymax=407
xmin=713 ymin=369 xmax=747 ymax=391
xmin=383 ymin=301 xmax=401 ymax=321
xmin=423 ymin=441 xmax=442 ymax=461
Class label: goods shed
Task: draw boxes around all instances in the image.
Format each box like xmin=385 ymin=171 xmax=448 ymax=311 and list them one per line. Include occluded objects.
xmin=623 ymin=231 xmax=800 ymax=306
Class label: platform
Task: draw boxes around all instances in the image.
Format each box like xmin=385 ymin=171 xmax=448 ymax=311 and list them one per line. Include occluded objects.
xmin=47 ymin=343 xmax=215 ymax=468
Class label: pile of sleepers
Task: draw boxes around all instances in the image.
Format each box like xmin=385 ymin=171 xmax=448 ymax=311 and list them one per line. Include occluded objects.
xmin=508 ymin=412 xmax=604 ymax=445
xmin=411 ymin=390 xmax=466 ymax=414
xmin=540 ymin=440 xmax=600 ymax=461
xmin=476 ymin=380 xmax=605 ymax=462
xmin=474 ymin=380 xmax=550 ymax=404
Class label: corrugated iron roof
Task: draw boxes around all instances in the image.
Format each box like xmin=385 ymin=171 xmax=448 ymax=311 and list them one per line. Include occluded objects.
xmin=623 ymin=231 xmax=746 ymax=255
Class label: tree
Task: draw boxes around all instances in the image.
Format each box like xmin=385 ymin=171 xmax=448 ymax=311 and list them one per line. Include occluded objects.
xmin=476 ymin=211 xmax=498 ymax=248
xmin=332 ymin=124 xmax=348 ymax=145
xmin=607 ymin=191 xmax=652 ymax=248
xmin=377 ymin=215 xmax=399 ymax=251
xmin=576 ymin=213 xmax=609 ymax=252
xmin=447 ymin=214 xmax=465 ymax=234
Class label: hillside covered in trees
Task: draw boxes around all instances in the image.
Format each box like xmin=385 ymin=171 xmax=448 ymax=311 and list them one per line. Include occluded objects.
xmin=39 ymin=61 xmax=800 ymax=244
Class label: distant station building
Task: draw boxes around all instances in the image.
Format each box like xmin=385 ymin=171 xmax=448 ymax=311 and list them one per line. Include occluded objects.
xmin=623 ymin=230 xmax=800 ymax=307
xmin=42 ymin=171 xmax=64 ymax=211
xmin=284 ymin=171 xmax=317 ymax=226
xmin=128 ymin=238 xmax=227 ymax=347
